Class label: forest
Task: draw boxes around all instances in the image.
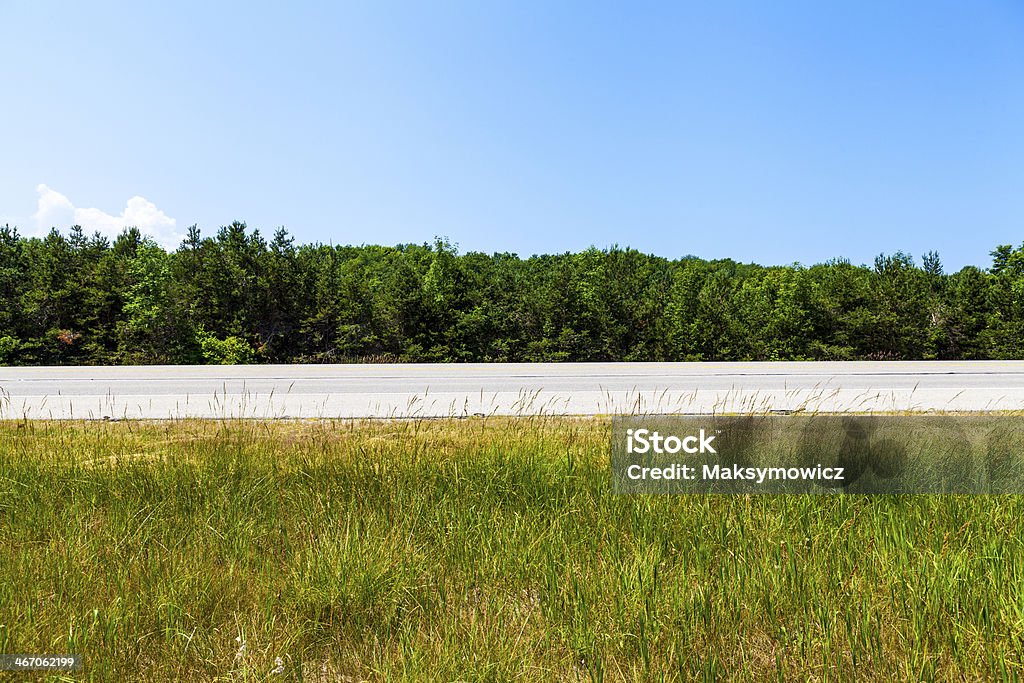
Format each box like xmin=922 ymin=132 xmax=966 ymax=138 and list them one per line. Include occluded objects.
xmin=1 ymin=221 xmax=1023 ymax=365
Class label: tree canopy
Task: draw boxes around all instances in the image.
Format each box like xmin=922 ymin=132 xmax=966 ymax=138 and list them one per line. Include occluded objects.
xmin=1 ymin=222 xmax=1023 ymax=365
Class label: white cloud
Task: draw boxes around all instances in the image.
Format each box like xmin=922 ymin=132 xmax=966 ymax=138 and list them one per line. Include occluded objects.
xmin=32 ymin=184 xmax=183 ymax=249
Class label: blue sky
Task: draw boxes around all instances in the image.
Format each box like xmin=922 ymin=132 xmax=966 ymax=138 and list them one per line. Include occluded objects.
xmin=1 ymin=1 xmax=1021 ymax=270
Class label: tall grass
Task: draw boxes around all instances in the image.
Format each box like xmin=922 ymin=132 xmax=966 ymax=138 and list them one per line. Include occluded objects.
xmin=1 ymin=417 xmax=1023 ymax=681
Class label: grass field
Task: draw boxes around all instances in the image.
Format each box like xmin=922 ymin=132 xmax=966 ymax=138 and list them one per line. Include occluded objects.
xmin=2 ymin=417 xmax=1023 ymax=681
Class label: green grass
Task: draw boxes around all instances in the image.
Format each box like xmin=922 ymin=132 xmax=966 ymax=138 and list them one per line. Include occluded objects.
xmin=1 ymin=417 xmax=1023 ymax=681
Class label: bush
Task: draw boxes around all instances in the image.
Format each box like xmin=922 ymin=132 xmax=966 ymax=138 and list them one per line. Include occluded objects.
xmin=0 ymin=335 xmax=20 ymax=365
xmin=196 ymin=328 xmax=256 ymax=365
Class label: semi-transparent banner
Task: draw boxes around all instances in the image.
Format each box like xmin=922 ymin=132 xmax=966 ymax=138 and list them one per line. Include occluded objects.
xmin=611 ymin=415 xmax=1024 ymax=494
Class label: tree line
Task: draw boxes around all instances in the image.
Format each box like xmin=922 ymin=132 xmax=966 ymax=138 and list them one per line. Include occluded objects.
xmin=1 ymin=221 xmax=1023 ymax=365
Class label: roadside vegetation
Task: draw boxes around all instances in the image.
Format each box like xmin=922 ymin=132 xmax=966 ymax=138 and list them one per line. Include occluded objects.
xmin=3 ymin=223 xmax=1024 ymax=365
xmin=2 ymin=417 xmax=1022 ymax=681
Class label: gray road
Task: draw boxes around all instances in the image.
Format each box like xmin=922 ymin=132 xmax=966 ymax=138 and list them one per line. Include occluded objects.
xmin=2 ymin=361 xmax=1023 ymax=418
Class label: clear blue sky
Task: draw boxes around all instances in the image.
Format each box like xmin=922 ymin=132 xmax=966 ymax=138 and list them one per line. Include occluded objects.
xmin=1 ymin=1 xmax=1021 ymax=270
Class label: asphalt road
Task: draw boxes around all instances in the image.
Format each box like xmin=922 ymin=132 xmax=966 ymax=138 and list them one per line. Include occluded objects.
xmin=2 ymin=361 xmax=1024 ymax=419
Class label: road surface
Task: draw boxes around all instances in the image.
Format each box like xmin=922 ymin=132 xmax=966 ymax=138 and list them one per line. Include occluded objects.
xmin=2 ymin=361 xmax=1023 ymax=419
